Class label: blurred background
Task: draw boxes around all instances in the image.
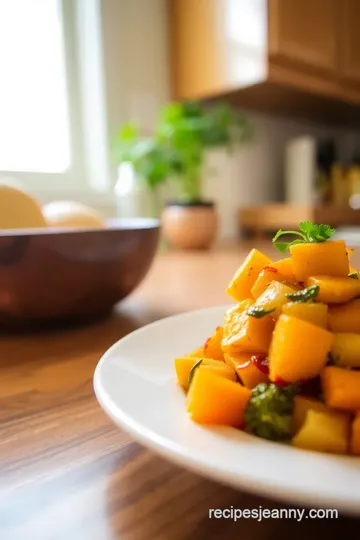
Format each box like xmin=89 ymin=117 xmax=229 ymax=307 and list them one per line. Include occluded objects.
xmin=2 ymin=0 xmax=360 ymax=246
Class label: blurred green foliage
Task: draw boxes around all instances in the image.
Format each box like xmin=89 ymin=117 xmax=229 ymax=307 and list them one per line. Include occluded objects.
xmin=114 ymin=101 xmax=252 ymax=202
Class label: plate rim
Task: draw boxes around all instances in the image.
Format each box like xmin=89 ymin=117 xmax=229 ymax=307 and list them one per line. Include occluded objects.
xmin=94 ymin=304 xmax=360 ymax=516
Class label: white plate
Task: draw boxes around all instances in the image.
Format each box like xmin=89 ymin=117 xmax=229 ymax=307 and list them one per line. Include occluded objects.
xmin=94 ymin=305 xmax=360 ymax=515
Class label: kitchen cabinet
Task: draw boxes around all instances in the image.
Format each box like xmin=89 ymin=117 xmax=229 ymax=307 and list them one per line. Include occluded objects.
xmin=339 ymin=0 xmax=360 ymax=86
xmin=169 ymin=0 xmax=360 ymax=125
xmin=269 ymin=0 xmax=338 ymax=75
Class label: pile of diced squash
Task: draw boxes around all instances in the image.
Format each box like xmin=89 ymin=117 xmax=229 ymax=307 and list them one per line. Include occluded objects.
xmin=174 ymin=237 xmax=360 ymax=456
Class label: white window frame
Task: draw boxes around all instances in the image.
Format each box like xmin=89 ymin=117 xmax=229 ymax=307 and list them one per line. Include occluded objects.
xmin=0 ymin=0 xmax=112 ymax=201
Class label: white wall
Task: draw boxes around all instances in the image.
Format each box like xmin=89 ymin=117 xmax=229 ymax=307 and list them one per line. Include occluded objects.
xmin=204 ymin=113 xmax=360 ymax=238
xmin=101 ymin=0 xmax=171 ymax=140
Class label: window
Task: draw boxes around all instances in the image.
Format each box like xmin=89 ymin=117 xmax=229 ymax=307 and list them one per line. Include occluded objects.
xmin=0 ymin=0 xmax=110 ymax=195
xmin=0 ymin=0 xmax=70 ymax=173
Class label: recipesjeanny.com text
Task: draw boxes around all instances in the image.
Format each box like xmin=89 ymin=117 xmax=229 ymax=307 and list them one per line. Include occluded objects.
xmin=209 ymin=507 xmax=338 ymax=522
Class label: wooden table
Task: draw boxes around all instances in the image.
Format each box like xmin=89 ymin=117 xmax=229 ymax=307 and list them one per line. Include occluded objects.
xmin=1 ymin=243 xmax=359 ymax=539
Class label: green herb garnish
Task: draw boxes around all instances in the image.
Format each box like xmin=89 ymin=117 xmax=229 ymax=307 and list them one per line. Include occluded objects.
xmin=285 ymin=285 xmax=319 ymax=303
xmin=349 ymin=273 xmax=359 ymax=279
xmin=247 ymin=306 xmax=276 ymax=318
xmin=188 ymin=358 xmax=203 ymax=388
xmin=272 ymin=221 xmax=335 ymax=253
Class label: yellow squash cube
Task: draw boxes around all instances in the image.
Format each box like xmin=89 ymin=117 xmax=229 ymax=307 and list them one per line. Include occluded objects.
xmin=328 ymin=299 xmax=360 ymax=333
xmin=226 ymin=249 xmax=272 ymax=301
xmin=252 ymin=280 xmax=298 ymax=320
xmin=292 ymin=395 xmax=342 ymax=433
xmin=251 ymin=267 xmax=289 ymax=298
xmin=307 ymin=275 xmax=360 ymax=304
xmin=331 ymin=333 xmax=360 ymax=367
xmin=282 ymin=301 xmax=328 ymax=328
xmin=291 ymin=409 xmax=350 ymax=455
xmin=222 ymin=303 xmax=274 ymax=355
xmin=203 ymin=326 xmax=224 ymax=361
xmin=269 ymin=257 xmax=296 ymax=282
xmin=290 ymin=240 xmax=349 ymax=281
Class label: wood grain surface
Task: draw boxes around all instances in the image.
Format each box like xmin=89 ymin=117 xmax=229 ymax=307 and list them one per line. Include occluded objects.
xmin=1 ymin=242 xmax=359 ymax=540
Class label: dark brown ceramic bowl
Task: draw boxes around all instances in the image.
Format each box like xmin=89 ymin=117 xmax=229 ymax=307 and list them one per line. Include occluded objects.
xmin=0 ymin=218 xmax=160 ymax=331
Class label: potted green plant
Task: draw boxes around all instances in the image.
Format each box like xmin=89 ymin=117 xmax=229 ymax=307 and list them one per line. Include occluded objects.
xmin=114 ymin=101 xmax=251 ymax=249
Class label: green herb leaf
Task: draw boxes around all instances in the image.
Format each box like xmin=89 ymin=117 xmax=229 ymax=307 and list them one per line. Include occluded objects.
xmin=299 ymin=222 xmax=335 ymax=242
xmin=247 ymin=306 xmax=276 ymax=318
xmin=272 ymin=238 xmax=304 ymax=253
xmin=188 ymin=358 xmax=203 ymax=388
xmin=349 ymin=272 xmax=359 ymax=279
xmin=285 ymin=285 xmax=319 ymax=303
xmin=272 ymin=222 xmax=335 ymax=253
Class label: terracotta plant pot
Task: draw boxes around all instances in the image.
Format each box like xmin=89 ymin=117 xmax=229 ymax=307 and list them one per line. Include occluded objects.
xmin=162 ymin=201 xmax=218 ymax=249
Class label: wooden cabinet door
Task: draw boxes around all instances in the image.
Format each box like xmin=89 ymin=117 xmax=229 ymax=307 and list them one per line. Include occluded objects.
xmin=339 ymin=0 xmax=360 ymax=84
xmin=269 ymin=0 xmax=338 ymax=74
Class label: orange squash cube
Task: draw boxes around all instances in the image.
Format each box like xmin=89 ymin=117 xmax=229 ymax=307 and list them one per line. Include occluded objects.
xmin=269 ymin=315 xmax=333 ymax=383
xmin=307 ymin=275 xmax=360 ymax=304
xmin=226 ymin=249 xmax=272 ymax=301
xmin=199 ymin=363 xmax=237 ymax=382
xmin=203 ymin=326 xmax=224 ymax=361
xmin=290 ymin=240 xmax=349 ymax=281
xmin=350 ymin=413 xmax=360 ymax=455
xmin=328 ymin=299 xmax=360 ymax=333
xmin=321 ymin=366 xmax=360 ymax=412
xmin=224 ymin=353 xmax=269 ymax=389
xmin=222 ymin=303 xmax=274 ymax=355
xmin=282 ymin=301 xmax=328 ymax=328
xmin=174 ymin=357 xmax=234 ymax=391
xmin=185 ymin=346 xmax=204 ymax=358
xmin=269 ymin=257 xmax=296 ymax=282
xmin=186 ymin=368 xmax=250 ymax=427
xmin=251 ymin=267 xmax=289 ymax=298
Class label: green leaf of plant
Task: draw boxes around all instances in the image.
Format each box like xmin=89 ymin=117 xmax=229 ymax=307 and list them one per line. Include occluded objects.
xmin=272 ymin=222 xmax=336 ymax=252
xmin=273 ymin=242 xmax=292 ymax=253
xmin=299 ymin=221 xmax=335 ymax=242
xmin=113 ymin=101 xmax=251 ymax=198
xmin=349 ymin=272 xmax=359 ymax=279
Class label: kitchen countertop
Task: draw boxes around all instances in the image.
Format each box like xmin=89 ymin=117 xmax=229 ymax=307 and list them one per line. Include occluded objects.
xmin=1 ymin=242 xmax=359 ymax=540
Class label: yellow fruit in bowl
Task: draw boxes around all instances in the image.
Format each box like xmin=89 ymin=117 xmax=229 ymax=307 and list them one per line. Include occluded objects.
xmin=0 ymin=184 xmax=46 ymax=229
xmin=42 ymin=201 xmax=105 ymax=229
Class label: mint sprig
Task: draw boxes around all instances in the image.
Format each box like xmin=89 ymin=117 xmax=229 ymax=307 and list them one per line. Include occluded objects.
xmin=272 ymin=222 xmax=335 ymax=253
